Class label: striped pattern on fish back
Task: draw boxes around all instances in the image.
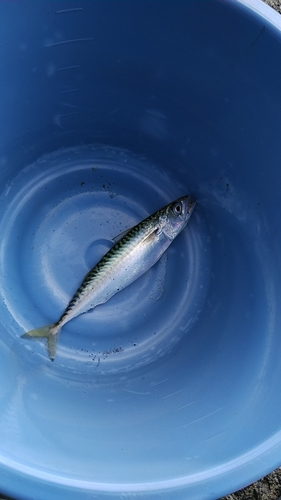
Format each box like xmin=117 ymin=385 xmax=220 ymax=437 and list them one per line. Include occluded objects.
xmin=57 ymin=205 xmax=168 ymax=324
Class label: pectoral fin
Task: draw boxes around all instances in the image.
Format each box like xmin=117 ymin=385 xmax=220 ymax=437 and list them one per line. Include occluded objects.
xmin=142 ymin=227 xmax=161 ymax=243
xmin=113 ymin=225 xmax=161 ymax=245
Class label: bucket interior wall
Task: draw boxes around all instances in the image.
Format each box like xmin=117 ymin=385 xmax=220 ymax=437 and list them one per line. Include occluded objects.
xmin=0 ymin=1 xmax=281 ymax=500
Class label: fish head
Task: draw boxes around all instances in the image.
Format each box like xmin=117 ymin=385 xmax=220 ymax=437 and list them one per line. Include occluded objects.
xmin=162 ymin=195 xmax=196 ymax=240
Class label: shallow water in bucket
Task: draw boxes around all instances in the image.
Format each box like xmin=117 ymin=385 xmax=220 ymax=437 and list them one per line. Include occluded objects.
xmin=0 ymin=141 xmax=278 ymax=492
xmin=0 ymin=145 xmax=207 ymax=376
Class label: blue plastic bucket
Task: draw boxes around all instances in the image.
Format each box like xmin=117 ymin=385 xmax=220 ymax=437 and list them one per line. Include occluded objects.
xmin=0 ymin=1 xmax=281 ymax=499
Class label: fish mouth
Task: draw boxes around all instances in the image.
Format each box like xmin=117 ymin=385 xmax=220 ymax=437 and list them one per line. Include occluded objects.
xmin=188 ymin=196 xmax=196 ymax=214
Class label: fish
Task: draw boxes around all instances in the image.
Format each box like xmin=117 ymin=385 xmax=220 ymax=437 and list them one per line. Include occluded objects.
xmin=22 ymin=195 xmax=196 ymax=361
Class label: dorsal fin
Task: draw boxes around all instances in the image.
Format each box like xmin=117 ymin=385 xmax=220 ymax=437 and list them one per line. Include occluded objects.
xmin=112 ymin=227 xmax=133 ymax=244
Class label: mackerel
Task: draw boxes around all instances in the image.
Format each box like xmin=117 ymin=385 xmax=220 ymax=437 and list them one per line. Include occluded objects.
xmin=22 ymin=195 xmax=196 ymax=360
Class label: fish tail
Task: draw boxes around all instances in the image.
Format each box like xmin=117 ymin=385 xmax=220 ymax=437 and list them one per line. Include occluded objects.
xmin=21 ymin=323 xmax=60 ymax=361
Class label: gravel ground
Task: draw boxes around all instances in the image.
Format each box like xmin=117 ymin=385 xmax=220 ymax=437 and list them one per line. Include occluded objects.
xmin=264 ymin=0 xmax=281 ymax=13
xmin=0 ymin=2 xmax=280 ymax=500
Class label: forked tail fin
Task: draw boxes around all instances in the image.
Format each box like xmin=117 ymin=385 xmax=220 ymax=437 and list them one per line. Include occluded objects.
xmin=21 ymin=323 xmax=59 ymax=361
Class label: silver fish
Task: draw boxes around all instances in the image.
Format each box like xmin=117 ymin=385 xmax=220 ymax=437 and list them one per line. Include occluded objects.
xmin=22 ymin=195 xmax=196 ymax=360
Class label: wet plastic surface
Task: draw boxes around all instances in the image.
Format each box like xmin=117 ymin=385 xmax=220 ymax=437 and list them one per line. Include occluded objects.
xmin=0 ymin=146 xmax=204 ymax=374
xmin=0 ymin=1 xmax=281 ymax=500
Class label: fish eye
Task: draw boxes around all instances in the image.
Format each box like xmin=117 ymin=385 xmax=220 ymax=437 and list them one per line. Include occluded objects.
xmin=173 ymin=202 xmax=182 ymax=215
